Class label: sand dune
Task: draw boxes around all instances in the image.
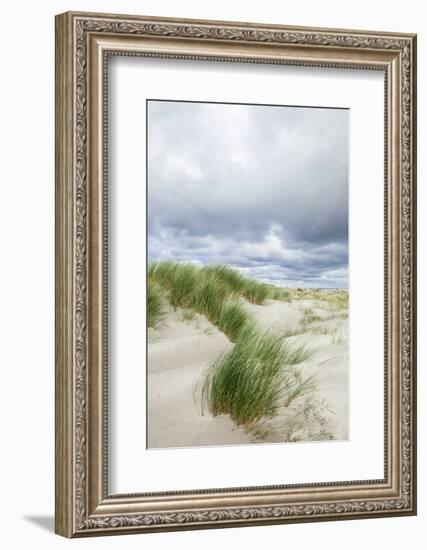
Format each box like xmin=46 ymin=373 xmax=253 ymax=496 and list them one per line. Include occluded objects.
xmin=147 ymin=311 xmax=251 ymax=448
xmin=148 ymin=296 xmax=348 ymax=449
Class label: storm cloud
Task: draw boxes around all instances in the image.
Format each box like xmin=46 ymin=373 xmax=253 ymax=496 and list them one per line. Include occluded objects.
xmin=147 ymin=100 xmax=348 ymax=288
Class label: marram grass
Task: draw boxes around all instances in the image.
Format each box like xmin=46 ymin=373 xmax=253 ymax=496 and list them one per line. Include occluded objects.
xmin=147 ymin=283 xmax=165 ymax=328
xmin=191 ymin=272 xmax=233 ymax=325
xmin=268 ymin=287 xmax=292 ymax=302
xmin=218 ymin=300 xmax=251 ymax=342
xmin=149 ymin=261 xmax=315 ymax=426
xmin=168 ymin=263 xmax=198 ymax=309
xmin=203 ymin=264 xmax=269 ymax=305
xmin=198 ymin=323 xmax=314 ymax=425
xmin=148 ymin=261 xmax=281 ymax=340
xmin=202 ymin=264 xmax=246 ymax=294
xmin=242 ymin=279 xmax=270 ymax=304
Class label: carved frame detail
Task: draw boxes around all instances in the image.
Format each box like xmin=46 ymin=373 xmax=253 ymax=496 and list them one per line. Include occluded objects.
xmin=55 ymin=12 xmax=416 ymax=537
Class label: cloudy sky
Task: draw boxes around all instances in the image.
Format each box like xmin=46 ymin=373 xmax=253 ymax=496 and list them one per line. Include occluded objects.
xmin=147 ymin=100 xmax=348 ymax=288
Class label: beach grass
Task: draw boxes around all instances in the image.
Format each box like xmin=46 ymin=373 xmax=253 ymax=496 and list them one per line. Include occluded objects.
xmin=148 ymin=261 xmax=275 ymax=337
xmin=199 ymin=323 xmax=314 ymax=425
xmin=202 ymin=264 xmax=246 ymax=294
xmin=148 ymin=260 xmax=177 ymax=288
xmin=218 ymin=300 xmax=252 ymax=342
xmin=268 ymin=287 xmax=292 ymax=302
xmin=147 ymin=283 xmax=165 ymax=328
xmin=191 ymin=272 xmax=233 ymax=324
xmin=148 ymin=261 xmax=295 ymax=312
xmin=241 ymin=279 xmax=270 ymax=304
xmin=203 ymin=264 xmax=270 ymax=305
xmin=149 ymin=261 xmax=323 ymax=427
xmin=168 ymin=263 xmax=198 ymax=309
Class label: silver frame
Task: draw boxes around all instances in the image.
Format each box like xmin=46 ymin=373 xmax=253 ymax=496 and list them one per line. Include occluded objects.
xmin=55 ymin=11 xmax=417 ymax=537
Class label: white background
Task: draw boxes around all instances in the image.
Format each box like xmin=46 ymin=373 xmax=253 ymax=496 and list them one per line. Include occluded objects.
xmin=0 ymin=1 xmax=424 ymax=548
xmin=110 ymin=59 xmax=384 ymax=493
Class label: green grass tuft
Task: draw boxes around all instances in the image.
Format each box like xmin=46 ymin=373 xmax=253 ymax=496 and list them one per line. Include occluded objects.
xmin=198 ymin=324 xmax=314 ymax=425
xmin=191 ymin=273 xmax=233 ymax=325
xmin=168 ymin=263 xmax=198 ymax=309
xmin=217 ymin=300 xmax=251 ymax=342
xmin=148 ymin=261 xmax=177 ymax=289
xmin=147 ymin=283 xmax=165 ymax=328
xmin=203 ymin=264 xmax=271 ymax=305
xmin=242 ymin=279 xmax=270 ymax=304
xmin=269 ymin=287 xmax=292 ymax=302
xmin=202 ymin=264 xmax=246 ymax=294
xmin=149 ymin=261 xmax=273 ymax=311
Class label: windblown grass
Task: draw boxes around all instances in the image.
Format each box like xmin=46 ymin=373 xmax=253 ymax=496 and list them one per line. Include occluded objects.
xmin=148 ymin=261 xmax=274 ymax=339
xmin=269 ymin=287 xmax=292 ymax=302
xmin=198 ymin=323 xmax=314 ymax=425
xmin=192 ymin=273 xmax=232 ymax=325
xmin=203 ymin=264 xmax=270 ymax=305
xmin=150 ymin=261 xmax=317 ymax=427
xmin=168 ymin=263 xmax=198 ymax=309
xmin=203 ymin=264 xmax=246 ymax=294
xmin=148 ymin=260 xmax=177 ymax=288
xmin=242 ymin=279 xmax=270 ymax=304
xmin=147 ymin=283 xmax=165 ymax=328
xmin=218 ymin=300 xmax=252 ymax=342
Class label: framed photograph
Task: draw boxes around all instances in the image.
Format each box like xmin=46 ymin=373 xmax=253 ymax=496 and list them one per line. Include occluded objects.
xmin=55 ymin=11 xmax=417 ymax=537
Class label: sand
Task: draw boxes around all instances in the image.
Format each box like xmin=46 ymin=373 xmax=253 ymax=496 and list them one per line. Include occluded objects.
xmin=147 ymin=311 xmax=252 ymax=448
xmin=147 ymin=296 xmax=348 ymax=449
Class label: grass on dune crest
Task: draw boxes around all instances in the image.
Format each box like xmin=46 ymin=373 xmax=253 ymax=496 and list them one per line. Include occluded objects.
xmin=148 ymin=261 xmax=279 ymax=341
xmin=202 ymin=265 xmax=246 ymax=294
xmin=192 ymin=273 xmax=232 ymax=325
xmin=148 ymin=260 xmax=178 ymax=288
xmin=242 ymin=279 xmax=270 ymax=304
xmin=168 ymin=263 xmax=198 ymax=309
xmin=149 ymin=261 xmax=320 ymax=428
xmin=147 ymin=283 xmax=165 ymax=328
xmin=198 ymin=323 xmax=314 ymax=426
xmin=148 ymin=261 xmax=294 ymax=313
xmin=218 ymin=300 xmax=252 ymax=342
xmin=268 ymin=287 xmax=292 ymax=302
xmin=202 ymin=266 xmax=293 ymax=304
xmin=203 ymin=264 xmax=271 ymax=305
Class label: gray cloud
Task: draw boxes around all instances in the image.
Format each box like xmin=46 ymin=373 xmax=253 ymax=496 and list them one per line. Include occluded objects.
xmin=148 ymin=100 xmax=348 ymax=288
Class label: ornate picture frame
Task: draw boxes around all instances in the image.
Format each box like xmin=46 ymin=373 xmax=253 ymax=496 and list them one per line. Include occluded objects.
xmin=55 ymin=11 xmax=417 ymax=537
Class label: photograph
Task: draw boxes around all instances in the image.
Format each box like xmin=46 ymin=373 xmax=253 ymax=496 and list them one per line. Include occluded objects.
xmin=147 ymin=99 xmax=349 ymax=449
